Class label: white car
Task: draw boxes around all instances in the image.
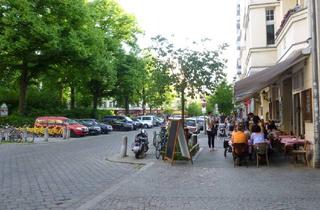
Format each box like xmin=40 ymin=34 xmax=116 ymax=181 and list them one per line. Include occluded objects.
xmin=184 ymin=118 xmax=201 ymax=134
xmin=136 ymin=115 xmax=155 ymax=128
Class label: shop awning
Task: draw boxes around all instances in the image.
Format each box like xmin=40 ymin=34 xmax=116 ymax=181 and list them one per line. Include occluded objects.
xmin=234 ymin=48 xmax=310 ymax=102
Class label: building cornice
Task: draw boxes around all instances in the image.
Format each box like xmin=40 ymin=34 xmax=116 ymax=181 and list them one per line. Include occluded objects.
xmin=244 ymin=47 xmax=277 ymax=70
xmin=248 ymin=2 xmax=280 ymax=10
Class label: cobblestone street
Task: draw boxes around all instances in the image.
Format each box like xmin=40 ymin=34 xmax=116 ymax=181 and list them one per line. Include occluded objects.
xmin=0 ymin=129 xmax=153 ymax=210
xmin=1 ymin=130 xmax=320 ymax=210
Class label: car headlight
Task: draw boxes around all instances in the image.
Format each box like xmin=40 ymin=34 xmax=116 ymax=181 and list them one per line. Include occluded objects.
xmin=76 ymin=127 xmax=82 ymax=131
xmin=95 ymin=127 xmax=101 ymax=131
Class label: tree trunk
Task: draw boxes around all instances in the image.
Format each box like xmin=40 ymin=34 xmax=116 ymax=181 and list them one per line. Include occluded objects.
xmin=18 ymin=67 xmax=29 ymax=115
xmin=92 ymin=94 xmax=98 ymax=118
xmin=149 ymin=106 xmax=152 ymax=114
xmin=70 ymin=86 xmax=75 ymax=109
xmin=142 ymin=88 xmax=146 ymax=115
xmin=59 ymin=85 xmax=64 ymax=105
xmin=124 ymin=96 xmax=129 ymax=115
xmin=181 ymin=89 xmax=185 ymax=125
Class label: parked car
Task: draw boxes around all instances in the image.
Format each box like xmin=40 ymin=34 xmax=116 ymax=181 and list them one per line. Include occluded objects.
xmin=154 ymin=117 xmax=164 ymax=126
xmin=132 ymin=118 xmax=143 ymax=129
xmin=184 ymin=118 xmax=200 ymax=134
xmin=190 ymin=116 xmax=206 ymax=130
xmin=77 ymin=119 xmax=112 ymax=134
xmin=102 ymin=116 xmax=134 ymax=131
xmin=136 ymin=115 xmax=155 ymax=128
xmin=34 ymin=116 xmax=88 ymax=137
xmin=75 ymin=119 xmax=101 ymax=135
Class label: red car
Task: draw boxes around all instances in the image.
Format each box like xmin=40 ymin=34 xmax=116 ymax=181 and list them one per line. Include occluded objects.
xmin=34 ymin=116 xmax=89 ymax=137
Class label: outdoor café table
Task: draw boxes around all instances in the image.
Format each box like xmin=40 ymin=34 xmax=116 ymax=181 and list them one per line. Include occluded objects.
xmin=280 ymin=138 xmax=305 ymax=154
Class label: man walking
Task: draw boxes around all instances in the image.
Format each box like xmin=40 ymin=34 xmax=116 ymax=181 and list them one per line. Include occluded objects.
xmin=206 ymin=112 xmax=215 ymax=151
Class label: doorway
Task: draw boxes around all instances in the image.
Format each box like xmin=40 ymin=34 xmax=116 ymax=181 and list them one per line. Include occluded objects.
xmin=293 ymin=93 xmax=301 ymax=136
xmin=282 ymin=78 xmax=293 ymax=133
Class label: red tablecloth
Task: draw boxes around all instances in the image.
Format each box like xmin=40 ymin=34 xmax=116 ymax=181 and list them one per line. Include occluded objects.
xmin=280 ymin=138 xmax=305 ymax=145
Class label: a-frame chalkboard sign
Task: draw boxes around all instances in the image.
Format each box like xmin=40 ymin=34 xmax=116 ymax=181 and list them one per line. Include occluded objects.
xmin=164 ymin=119 xmax=192 ymax=165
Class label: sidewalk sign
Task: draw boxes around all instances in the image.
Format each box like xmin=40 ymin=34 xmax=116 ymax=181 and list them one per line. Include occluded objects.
xmin=165 ymin=120 xmax=192 ymax=165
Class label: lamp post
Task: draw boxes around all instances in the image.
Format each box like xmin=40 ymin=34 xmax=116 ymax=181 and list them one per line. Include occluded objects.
xmin=309 ymin=0 xmax=320 ymax=168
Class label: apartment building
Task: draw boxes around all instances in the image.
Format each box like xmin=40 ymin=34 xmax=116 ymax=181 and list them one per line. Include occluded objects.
xmin=234 ymin=0 xmax=320 ymax=166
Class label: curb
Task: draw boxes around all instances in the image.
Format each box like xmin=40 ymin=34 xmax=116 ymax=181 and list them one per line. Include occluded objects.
xmin=76 ymin=162 xmax=154 ymax=210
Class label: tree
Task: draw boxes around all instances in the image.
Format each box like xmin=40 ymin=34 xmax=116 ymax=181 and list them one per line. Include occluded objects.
xmin=112 ymin=52 xmax=145 ymax=115
xmin=207 ymin=81 xmax=234 ymax=115
xmin=87 ymin=0 xmax=140 ymax=116
xmin=151 ymin=35 xmax=227 ymax=122
xmin=0 ymin=0 xmax=95 ymax=114
xmin=187 ymin=102 xmax=202 ymax=117
xmin=141 ymin=53 xmax=173 ymax=114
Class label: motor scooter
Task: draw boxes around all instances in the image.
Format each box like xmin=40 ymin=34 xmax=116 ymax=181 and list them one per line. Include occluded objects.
xmin=132 ymin=129 xmax=149 ymax=159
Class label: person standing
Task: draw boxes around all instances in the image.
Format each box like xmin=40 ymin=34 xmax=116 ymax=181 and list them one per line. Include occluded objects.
xmin=206 ymin=112 xmax=215 ymax=151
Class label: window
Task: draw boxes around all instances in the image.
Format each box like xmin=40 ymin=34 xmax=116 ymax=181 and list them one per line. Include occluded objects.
xmin=266 ymin=9 xmax=275 ymax=45
xmin=266 ymin=25 xmax=275 ymax=45
xmin=301 ymin=89 xmax=313 ymax=122
xmin=266 ymin=10 xmax=274 ymax=21
xmin=293 ymin=70 xmax=304 ymax=90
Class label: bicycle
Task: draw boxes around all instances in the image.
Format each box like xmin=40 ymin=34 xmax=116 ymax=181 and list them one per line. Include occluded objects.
xmin=3 ymin=126 xmax=24 ymax=143
xmin=154 ymin=127 xmax=167 ymax=159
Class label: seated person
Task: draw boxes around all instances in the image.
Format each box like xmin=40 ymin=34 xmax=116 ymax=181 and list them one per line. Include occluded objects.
xmin=231 ymin=123 xmax=248 ymax=144
xmin=250 ymin=124 xmax=266 ymax=145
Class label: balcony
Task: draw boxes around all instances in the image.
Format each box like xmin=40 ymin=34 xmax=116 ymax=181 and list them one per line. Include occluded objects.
xmin=275 ymin=5 xmax=304 ymax=37
xmin=275 ymin=5 xmax=309 ymax=60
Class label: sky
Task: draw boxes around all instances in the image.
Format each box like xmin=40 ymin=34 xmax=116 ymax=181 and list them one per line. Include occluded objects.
xmin=117 ymin=0 xmax=237 ymax=82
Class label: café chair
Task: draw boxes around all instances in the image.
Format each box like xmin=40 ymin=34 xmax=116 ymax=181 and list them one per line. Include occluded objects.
xmin=232 ymin=143 xmax=249 ymax=167
xmin=291 ymin=139 xmax=310 ymax=167
xmin=254 ymin=142 xmax=269 ymax=167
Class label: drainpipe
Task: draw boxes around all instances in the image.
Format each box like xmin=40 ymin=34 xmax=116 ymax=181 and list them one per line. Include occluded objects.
xmin=309 ymin=0 xmax=320 ymax=168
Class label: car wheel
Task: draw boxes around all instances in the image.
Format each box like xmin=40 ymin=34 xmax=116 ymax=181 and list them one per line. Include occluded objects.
xmin=144 ymin=124 xmax=148 ymax=129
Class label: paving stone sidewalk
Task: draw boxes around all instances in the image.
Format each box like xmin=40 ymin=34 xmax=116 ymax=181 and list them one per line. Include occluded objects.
xmin=88 ymin=135 xmax=320 ymax=210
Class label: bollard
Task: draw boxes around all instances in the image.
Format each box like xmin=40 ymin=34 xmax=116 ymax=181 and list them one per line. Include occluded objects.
xmin=120 ymin=136 xmax=128 ymax=158
xmin=63 ymin=127 xmax=67 ymax=140
xmin=5 ymin=132 xmax=9 ymax=141
xmin=23 ymin=128 xmax=28 ymax=143
xmin=66 ymin=128 xmax=70 ymax=139
xmin=44 ymin=127 xmax=49 ymax=142
xmin=0 ymin=131 xmax=3 ymax=142
xmin=192 ymin=134 xmax=198 ymax=146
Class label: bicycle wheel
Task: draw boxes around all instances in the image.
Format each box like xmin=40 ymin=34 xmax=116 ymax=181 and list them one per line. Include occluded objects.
xmin=155 ymin=142 xmax=162 ymax=159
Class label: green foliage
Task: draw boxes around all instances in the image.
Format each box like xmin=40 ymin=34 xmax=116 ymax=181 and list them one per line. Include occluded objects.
xmin=0 ymin=114 xmax=35 ymax=127
xmin=187 ymin=102 xmax=202 ymax=117
xmin=141 ymin=53 xmax=173 ymax=110
xmin=207 ymin=81 xmax=234 ymax=115
xmin=0 ymin=0 xmax=142 ymax=118
xmin=150 ymin=35 xmax=227 ymax=120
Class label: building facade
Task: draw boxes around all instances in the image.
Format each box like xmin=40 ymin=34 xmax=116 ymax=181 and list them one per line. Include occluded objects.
xmin=235 ymin=0 xmax=320 ymax=167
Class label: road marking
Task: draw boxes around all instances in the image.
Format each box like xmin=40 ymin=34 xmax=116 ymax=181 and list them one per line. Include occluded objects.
xmin=76 ymin=162 xmax=154 ymax=210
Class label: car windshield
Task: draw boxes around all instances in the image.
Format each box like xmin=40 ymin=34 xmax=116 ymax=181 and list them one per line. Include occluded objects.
xmin=124 ymin=116 xmax=132 ymax=122
xmin=185 ymin=120 xmax=196 ymax=126
xmin=83 ymin=119 xmax=97 ymax=124
xmin=65 ymin=119 xmax=79 ymax=125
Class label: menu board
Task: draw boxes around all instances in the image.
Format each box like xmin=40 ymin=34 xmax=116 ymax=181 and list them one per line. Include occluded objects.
xmin=165 ymin=120 xmax=179 ymax=161
xmin=165 ymin=119 xmax=192 ymax=164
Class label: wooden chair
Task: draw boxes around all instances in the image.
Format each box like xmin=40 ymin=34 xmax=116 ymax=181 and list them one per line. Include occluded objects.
xmin=254 ymin=142 xmax=269 ymax=167
xmin=291 ymin=139 xmax=310 ymax=167
xmin=232 ymin=143 xmax=249 ymax=167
